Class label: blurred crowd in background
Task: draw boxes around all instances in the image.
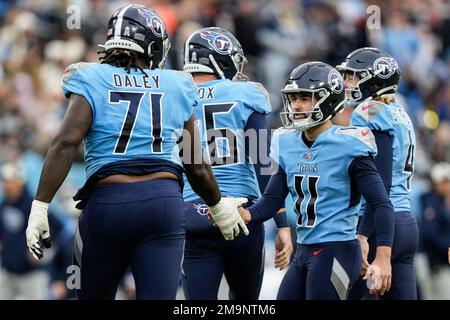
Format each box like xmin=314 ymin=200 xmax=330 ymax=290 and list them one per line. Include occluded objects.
xmin=0 ymin=0 xmax=449 ymax=299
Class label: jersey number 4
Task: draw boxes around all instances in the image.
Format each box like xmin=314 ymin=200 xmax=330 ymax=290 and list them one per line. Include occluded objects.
xmin=403 ymin=129 xmax=415 ymax=190
xmin=109 ymin=91 xmax=163 ymax=154
xmin=294 ymin=175 xmax=320 ymax=227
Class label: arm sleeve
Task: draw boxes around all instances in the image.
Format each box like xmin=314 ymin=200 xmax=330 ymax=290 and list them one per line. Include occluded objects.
xmin=180 ymin=72 xmax=198 ymax=114
xmin=273 ymin=211 xmax=289 ymax=228
xmin=244 ymin=113 xmax=288 ymax=227
xmin=349 ymin=157 xmax=395 ymax=246
xmin=244 ymin=112 xmax=271 ymax=193
xmin=358 ymin=130 xmax=393 ymax=237
xmin=247 ymin=163 xmax=290 ymax=223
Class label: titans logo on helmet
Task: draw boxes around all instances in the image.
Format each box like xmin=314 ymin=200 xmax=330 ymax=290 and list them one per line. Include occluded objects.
xmin=200 ymin=31 xmax=232 ymax=55
xmin=328 ymin=69 xmax=344 ymax=94
xmin=150 ymin=17 xmax=163 ymax=36
xmin=137 ymin=7 xmax=163 ymax=37
xmin=373 ymin=57 xmax=398 ymax=79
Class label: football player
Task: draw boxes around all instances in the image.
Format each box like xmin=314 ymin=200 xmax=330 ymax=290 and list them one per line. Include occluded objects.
xmin=238 ymin=62 xmax=395 ymax=300
xmin=180 ymin=27 xmax=293 ymax=300
xmin=25 ymin=5 xmax=247 ymax=300
xmin=337 ymin=47 xmax=418 ymax=299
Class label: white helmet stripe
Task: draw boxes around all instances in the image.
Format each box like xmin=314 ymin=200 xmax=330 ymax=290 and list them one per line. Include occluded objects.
xmin=114 ymin=5 xmax=133 ymax=38
xmin=208 ymin=54 xmax=226 ymax=79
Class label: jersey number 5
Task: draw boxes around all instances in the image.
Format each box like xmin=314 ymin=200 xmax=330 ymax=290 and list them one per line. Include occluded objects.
xmin=293 ymin=174 xmax=320 ymax=227
xmin=203 ymin=102 xmax=239 ymax=167
xmin=109 ymin=91 xmax=163 ymax=154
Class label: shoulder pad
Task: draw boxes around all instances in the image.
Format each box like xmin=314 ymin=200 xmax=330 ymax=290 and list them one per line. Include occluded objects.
xmin=353 ymin=100 xmax=386 ymax=122
xmin=273 ymin=127 xmax=296 ymax=138
xmin=246 ymin=81 xmax=270 ymax=99
xmin=242 ymin=81 xmax=272 ymax=114
xmin=61 ymin=62 xmax=97 ymax=85
xmin=335 ymin=126 xmax=376 ymax=150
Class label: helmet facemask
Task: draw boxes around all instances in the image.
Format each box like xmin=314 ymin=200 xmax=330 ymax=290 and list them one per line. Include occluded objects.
xmin=230 ymin=51 xmax=248 ymax=81
xmin=147 ymin=37 xmax=171 ymax=69
xmin=337 ymin=63 xmax=399 ymax=107
xmin=280 ymin=88 xmax=332 ymax=131
xmin=337 ymin=65 xmax=372 ymax=107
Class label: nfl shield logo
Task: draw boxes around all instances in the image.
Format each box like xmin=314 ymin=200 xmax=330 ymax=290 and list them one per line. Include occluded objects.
xmin=305 ymin=152 xmax=312 ymax=160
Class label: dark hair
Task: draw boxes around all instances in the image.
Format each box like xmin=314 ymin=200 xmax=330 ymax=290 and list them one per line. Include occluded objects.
xmin=98 ymin=48 xmax=149 ymax=75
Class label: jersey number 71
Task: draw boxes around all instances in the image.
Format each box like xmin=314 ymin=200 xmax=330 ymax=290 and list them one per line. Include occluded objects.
xmin=109 ymin=91 xmax=163 ymax=154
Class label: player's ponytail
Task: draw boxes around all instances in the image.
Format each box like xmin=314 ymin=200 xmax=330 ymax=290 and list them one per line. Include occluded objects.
xmin=98 ymin=48 xmax=149 ymax=75
xmin=375 ymin=94 xmax=396 ymax=104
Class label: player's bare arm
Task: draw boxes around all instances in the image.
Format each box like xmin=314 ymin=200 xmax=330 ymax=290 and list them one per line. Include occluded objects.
xmin=182 ymin=115 xmax=221 ymax=207
xmin=182 ymin=115 xmax=249 ymax=240
xmin=35 ymin=94 xmax=92 ymax=203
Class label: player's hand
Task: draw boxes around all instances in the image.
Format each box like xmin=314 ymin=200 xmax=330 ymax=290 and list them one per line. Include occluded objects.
xmin=357 ymin=234 xmax=370 ymax=276
xmin=26 ymin=200 xmax=51 ymax=260
xmin=275 ymin=227 xmax=293 ymax=271
xmin=237 ymin=206 xmax=251 ymax=224
xmin=364 ymin=246 xmax=391 ymax=296
xmin=209 ymin=197 xmax=249 ymax=241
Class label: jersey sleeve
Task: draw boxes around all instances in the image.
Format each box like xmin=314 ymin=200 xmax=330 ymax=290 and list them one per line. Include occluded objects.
xmin=335 ymin=126 xmax=378 ymax=158
xmin=61 ymin=62 xmax=96 ymax=107
xmin=269 ymin=128 xmax=282 ymax=167
xmin=243 ymin=82 xmax=272 ymax=115
xmin=269 ymin=128 xmax=294 ymax=171
xmin=174 ymin=71 xmax=198 ymax=118
xmin=350 ymin=100 xmax=394 ymax=133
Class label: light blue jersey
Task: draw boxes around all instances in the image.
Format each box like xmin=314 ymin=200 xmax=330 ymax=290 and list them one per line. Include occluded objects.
xmin=351 ymin=100 xmax=415 ymax=212
xmin=270 ymin=125 xmax=377 ymax=244
xmin=183 ymin=79 xmax=271 ymax=201
xmin=61 ymin=63 xmax=197 ymax=179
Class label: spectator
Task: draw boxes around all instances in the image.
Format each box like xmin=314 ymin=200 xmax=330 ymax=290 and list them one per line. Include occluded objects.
xmin=0 ymin=162 xmax=63 ymax=299
xmin=420 ymin=162 xmax=450 ymax=299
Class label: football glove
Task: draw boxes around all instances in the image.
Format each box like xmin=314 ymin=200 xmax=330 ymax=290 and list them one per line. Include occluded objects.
xmin=209 ymin=197 xmax=249 ymax=241
xmin=365 ymin=264 xmax=382 ymax=291
xmin=26 ymin=200 xmax=51 ymax=260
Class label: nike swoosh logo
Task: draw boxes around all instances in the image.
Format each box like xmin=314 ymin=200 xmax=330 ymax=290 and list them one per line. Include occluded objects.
xmin=361 ymin=104 xmax=374 ymax=111
xmin=312 ymin=248 xmax=324 ymax=256
xmin=362 ymin=131 xmax=370 ymax=136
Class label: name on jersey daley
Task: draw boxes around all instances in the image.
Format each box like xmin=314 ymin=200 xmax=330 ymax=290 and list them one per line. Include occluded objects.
xmin=112 ymin=73 xmax=160 ymax=89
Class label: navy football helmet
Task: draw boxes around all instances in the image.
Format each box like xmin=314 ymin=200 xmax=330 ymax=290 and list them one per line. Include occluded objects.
xmin=101 ymin=4 xmax=170 ymax=69
xmin=183 ymin=27 xmax=248 ymax=81
xmin=336 ymin=47 xmax=401 ymax=106
xmin=280 ymin=62 xmax=345 ymax=131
